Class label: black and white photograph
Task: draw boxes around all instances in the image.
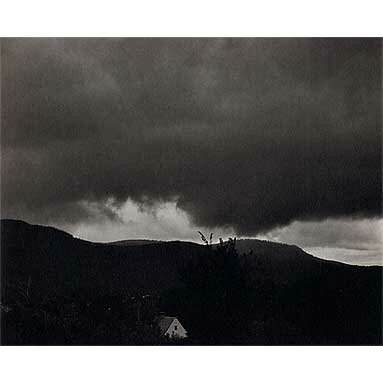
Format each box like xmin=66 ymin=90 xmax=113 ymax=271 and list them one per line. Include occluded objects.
xmin=1 ymin=14 xmax=383 ymax=383
xmin=2 ymin=2 xmax=383 ymax=382
xmin=1 ymin=36 xmax=381 ymax=348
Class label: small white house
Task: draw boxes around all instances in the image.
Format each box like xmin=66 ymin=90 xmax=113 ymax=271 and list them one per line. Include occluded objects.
xmin=156 ymin=316 xmax=188 ymax=339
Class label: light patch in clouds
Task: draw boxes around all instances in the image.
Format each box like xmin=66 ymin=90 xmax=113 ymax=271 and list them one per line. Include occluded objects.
xmin=303 ymin=247 xmax=382 ymax=266
xmin=69 ymin=199 xmax=233 ymax=243
xmin=263 ymin=218 xmax=383 ymax=265
xmin=264 ymin=218 xmax=382 ymax=250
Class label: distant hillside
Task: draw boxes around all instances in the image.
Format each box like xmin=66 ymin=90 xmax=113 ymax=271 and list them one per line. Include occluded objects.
xmin=1 ymin=219 xmax=382 ymax=345
xmin=0 ymin=219 xmax=203 ymax=298
xmin=1 ymin=219 xmax=349 ymax=295
xmin=106 ymin=239 xmax=162 ymax=247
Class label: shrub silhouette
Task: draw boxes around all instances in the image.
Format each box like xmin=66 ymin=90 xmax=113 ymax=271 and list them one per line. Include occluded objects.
xmin=174 ymin=233 xmax=253 ymax=343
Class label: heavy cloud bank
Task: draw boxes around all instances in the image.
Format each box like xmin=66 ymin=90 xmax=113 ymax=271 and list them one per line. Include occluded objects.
xmin=1 ymin=38 xmax=382 ymax=235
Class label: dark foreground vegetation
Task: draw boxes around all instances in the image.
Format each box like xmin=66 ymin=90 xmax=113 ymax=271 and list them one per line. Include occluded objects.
xmin=1 ymin=219 xmax=382 ymax=345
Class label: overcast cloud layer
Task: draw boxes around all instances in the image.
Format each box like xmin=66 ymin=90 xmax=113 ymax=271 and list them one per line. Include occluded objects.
xmin=1 ymin=38 xmax=382 ymax=238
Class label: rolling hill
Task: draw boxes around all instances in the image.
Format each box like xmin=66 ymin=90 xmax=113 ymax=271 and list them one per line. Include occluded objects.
xmin=106 ymin=239 xmax=162 ymax=247
xmin=1 ymin=219 xmax=382 ymax=345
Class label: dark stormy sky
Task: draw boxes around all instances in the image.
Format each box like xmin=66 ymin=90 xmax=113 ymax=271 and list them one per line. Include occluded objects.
xmin=1 ymin=38 xmax=382 ymax=265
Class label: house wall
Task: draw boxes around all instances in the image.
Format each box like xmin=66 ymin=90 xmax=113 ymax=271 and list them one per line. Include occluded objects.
xmin=164 ymin=318 xmax=188 ymax=339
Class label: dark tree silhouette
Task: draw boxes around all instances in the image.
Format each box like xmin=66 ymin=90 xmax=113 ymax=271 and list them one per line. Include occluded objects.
xmin=173 ymin=233 xmax=254 ymax=343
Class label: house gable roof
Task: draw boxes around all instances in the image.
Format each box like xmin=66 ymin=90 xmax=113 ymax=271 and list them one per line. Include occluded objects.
xmin=156 ymin=316 xmax=177 ymax=335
